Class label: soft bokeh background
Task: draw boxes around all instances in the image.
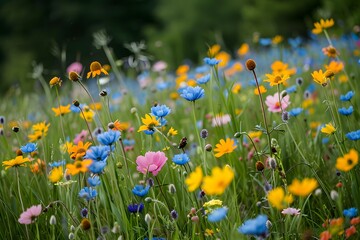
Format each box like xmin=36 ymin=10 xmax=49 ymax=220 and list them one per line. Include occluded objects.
xmin=0 ymin=0 xmax=359 ymax=92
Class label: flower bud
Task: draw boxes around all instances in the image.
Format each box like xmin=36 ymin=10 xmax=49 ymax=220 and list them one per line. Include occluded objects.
xmin=130 ymin=107 xmax=137 ymax=114
xmin=69 ymin=71 xmax=81 ymax=82
xmin=168 ymin=184 xmax=176 ymax=194
xmin=205 ymin=144 xmax=212 ymax=152
xmin=145 ymin=213 xmax=152 ymax=225
xmin=145 ymin=197 xmax=152 ymax=203
xmin=99 ymin=90 xmax=107 ymax=97
xmin=256 ymin=161 xmax=265 ymax=172
xmin=81 ymin=218 xmax=91 ymax=230
xmin=245 ymin=59 xmax=256 ymax=71
xmin=12 ymin=126 xmax=20 ymax=133
xmin=73 ymin=100 xmax=80 ymax=107
xmin=234 ymin=132 xmax=241 ymax=138
xmin=68 ymin=233 xmax=75 ymax=240
xmin=50 ymin=215 xmax=57 ymax=225
xmin=200 ymin=129 xmax=208 ymax=139
xmin=191 ymin=216 xmax=199 ymax=223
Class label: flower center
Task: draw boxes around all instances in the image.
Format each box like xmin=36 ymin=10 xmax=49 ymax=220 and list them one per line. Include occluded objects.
xmin=347 ymin=159 xmax=353 ymax=165
xmin=275 ymin=102 xmax=281 ymax=108
xmin=75 ymin=161 xmax=83 ymax=168
xmin=274 ymin=76 xmax=282 ymax=83
xmin=90 ymin=61 xmax=102 ymax=71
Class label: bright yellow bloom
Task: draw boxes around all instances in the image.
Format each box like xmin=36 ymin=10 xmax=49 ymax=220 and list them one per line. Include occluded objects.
xmin=176 ymin=75 xmax=188 ymax=88
xmin=321 ymin=122 xmax=336 ymax=135
xmin=214 ymin=138 xmax=237 ymax=158
xmin=167 ymin=127 xmax=178 ymax=137
xmin=215 ymin=51 xmax=231 ymax=68
xmin=49 ymin=77 xmax=62 ymax=87
xmin=68 ymin=141 xmax=92 ymax=160
xmin=185 ymin=166 xmax=203 ymax=192
xmin=87 ymin=61 xmax=108 ymax=79
xmin=272 ymin=35 xmax=283 ymax=45
xmin=187 ymin=79 xmax=197 ymax=87
xmin=264 ymin=73 xmax=290 ymax=86
xmin=271 ymin=61 xmax=296 ymax=76
xmin=89 ymin=102 xmax=102 ymax=111
xmin=325 ymin=61 xmax=344 ymax=74
xmin=322 ymin=46 xmax=338 ymax=58
xmin=208 ymin=44 xmax=221 ymax=56
xmin=30 ymin=159 xmax=46 ymax=174
xmin=205 ymin=229 xmax=215 ymax=237
xmin=48 ymin=166 xmax=63 ymax=183
xmin=138 ymin=114 xmax=160 ymax=132
xmin=311 ymin=69 xmax=327 ymax=86
xmin=312 ymin=18 xmax=334 ymax=34
xmin=267 ymin=187 xmax=293 ymax=210
xmin=254 ymin=85 xmax=267 ymax=95
xmin=32 ymin=121 xmax=50 ymax=134
xmin=61 ymin=141 xmax=73 ymax=154
xmin=176 ymin=65 xmax=189 ymax=76
xmin=52 ymin=104 xmax=71 ymax=116
xmin=237 ymin=43 xmax=249 ymax=56
xmin=28 ymin=131 xmax=44 ymax=142
xmin=232 ymin=83 xmax=242 ymax=94
xmin=338 ymin=74 xmax=348 ymax=83
xmin=336 ymin=149 xmax=358 ymax=172
xmin=113 ymin=120 xmax=130 ymax=131
xmin=248 ymin=131 xmax=262 ymax=139
xmin=202 ymin=165 xmax=234 ymax=195
xmin=66 ymin=160 xmax=92 ymax=176
xmin=2 ymin=156 xmax=30 ymax=170
xmin=79 ymin=107 xmax=95 ymax=122
xmin=203 ymin=199 xmax=223 ymax=208
xmin=288 ymin=178 xmax=318 ymax=197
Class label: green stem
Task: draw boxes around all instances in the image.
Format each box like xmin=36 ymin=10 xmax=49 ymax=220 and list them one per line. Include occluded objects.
xmin=16 ymin=168 xmax=30 ymax=239
xmin=79 ymin=107 xmax=96 ymax=145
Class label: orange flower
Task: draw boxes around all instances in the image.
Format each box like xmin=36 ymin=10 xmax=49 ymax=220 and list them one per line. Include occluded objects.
xmin=311 ymin=69 xmax=327 ymax=86
xmin=87 ymin=61 xmax=108 ymax=79
xmin=30 ymin=159 xmax=46 ymax=174
xmin=345 ymin=226 xmax=356 ymax=239
xmin=237 ymin=43 xmax=249 ymax=56
xmin=66 ymin=160 xmax=92 ymax=175
xmin=325 ymin=61 xmax=344 ymax=74
xmin=113 ymin=120 xmax=130 ymax=131
xmin=68 ymin=141 xmax=92 ymax=160
xmin=254 ymin=85 xmax=267 ymax=95
xmin=214 ymin=138 xmax=237 ymax=158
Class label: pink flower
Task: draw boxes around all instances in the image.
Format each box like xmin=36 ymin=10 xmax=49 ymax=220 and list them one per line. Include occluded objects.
xmin=73 ymin=130 xmax=88 ymax=144
xmin=67 ymin=62 xmax=83 ymax=74
xmin=281 ymin=207 xmax=300 ymax=216
xmin=136 ymin=151 xmax=168 ymax=176
xmin=18 ymin=205 xmax=42 ymax=224
xmin=212 ymin=114 xmax=231 ymax=127
xmin=152 ymin=61 xmax=168 ymax=72
xmin=265 ymin=93 xmax=290 ymax=113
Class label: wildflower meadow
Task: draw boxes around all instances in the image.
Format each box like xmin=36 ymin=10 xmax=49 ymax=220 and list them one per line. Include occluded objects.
xmin=1 ymin=18 xmax=360 ymax=240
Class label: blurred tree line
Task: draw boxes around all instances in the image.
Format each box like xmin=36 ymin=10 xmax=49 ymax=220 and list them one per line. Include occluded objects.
xmin=0 ymin=0 xmax=359 ymax=92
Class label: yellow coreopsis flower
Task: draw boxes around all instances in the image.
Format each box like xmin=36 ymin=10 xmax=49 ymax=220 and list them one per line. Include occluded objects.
xmin=52 ymin=104 xmax=71 ymax=116
xmin=248 ymin=131 xmax=262 ymax=139
xmin=336 ymin=149 xmax=358 ymax=172
xmin=28 ymin=131 xmax=44 ymax=142
xmin=32 ymin=121 xmax=50 ymax=134
xmin=89 ymin=102 xmax=102 ymax=111
xmin=208 ymin=44 xmax=221 ymax=56
xmin=264 ymin=73 xmax=290 ymax=86
xmin=79 ymin=107 xmax=95 ymax=122
xmin=213 ymin=138 xmax=237 ymax=158
xmin=267 ymin=187 xmax=293 ymax=210
xmin=66 ymin=160 xmax=92 ymax=176
xmin=176 ymin=65 xmax=189 ymax=76
xmin=215 ymin=51 xmax=231 ymax=68
xmin=321 ymin=122 xmax=336 ymax=135
xmin=271 ymin=60 xmax=296 ymax=76
xmin=87 ymin=61 xmax=108 ymax=79
xmin=232 ymin=83 xmax=242 ymax=94
xmin=272 ymin=35 xmax=283 ymax=45
xmin=325 ymin=61 xmax=344 ymax=74
xmin=237 ymin=43 xmax=249 ymax=56
xmin=203 ymin=199 xmax=223 ymax=208
xmin=312 ymin=18 xmax=334 ymax=34
xmin=202 ymin=165 xmax=234 ymax=195
xmin=311 ymin=69 xmax=327 ymax=86
xmin=185 ymin=166 xmax=203 ymax=192
xmin=2 ymin=156 xmax=30 ymax=170
xmin=288 ymin=178 xmax=318 ymax=197
xmin=137 ymin=114 xmax=160 ymax=132
xmin=68 ymin=141 xmax=92 ymax=160
xmin=49 ymin=76 xmax=62 ymax=87
xmin=113 ymin=120 xmax=130 ymax=131
xmin=48 ymin=166 xmax=63 ymax=183
xmin=254 ymin=85 xmax=267 ymax=95
xmin=167 ymin=127 xmax=178 ymax=137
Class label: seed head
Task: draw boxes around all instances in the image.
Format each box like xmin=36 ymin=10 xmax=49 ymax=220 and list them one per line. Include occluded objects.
xmin=245 ymin=59 xmax=256 ymax=71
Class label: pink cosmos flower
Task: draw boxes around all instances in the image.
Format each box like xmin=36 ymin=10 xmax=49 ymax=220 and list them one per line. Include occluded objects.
xmin=212 ymin=114 xmax=231 ymax=127
xmin=152 ymin=61 xmax=168 ymax=72
xmin=136 ymin=151 xmax=168 ymax=176
xmin=67 ymin=62 xmax=83 ymax=74
xmin=265 ymin=92 xmax=290 ymax=113
xmin=73 ymin=130 xmax=88 ymax=144
xmin=281 ymin=207 xmax=300 ymax=216
xmin=18 ymin=204 xmax=42 ymax=224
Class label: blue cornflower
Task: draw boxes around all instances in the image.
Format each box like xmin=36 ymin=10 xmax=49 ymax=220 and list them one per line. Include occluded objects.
xmin=88 ymin=160 xmax=107 ymax=174
xmin=88 ymin=176 xmax=101 ymax=187
xmin=203 ymin=57 xmax=221 ymax=66
xmin=49 ymin=160 xmax=65 ymax=168
xmin=144 ymin=130 xmax=155 ymax=135
xmin=20 ymin=143 xmax=37 ymax=153
xmin=158 ymin=117 xmax=167 ymax=127
xmin=156 ymin=82 xmax=168 ymax=91
xmin=338 ymin=106 xmax=353 ymax=116
xmin=286 ymin=85 xmax=297 ymax=94
xmin=288 ymin=108 xmax=303 ymax=117
xmin=123 ymin=139 xmax=135 ymax=146
xmin=97 ymin=130 xmax=121 ymax=146
xmin=346 ymin=130 xmax=360 ymax=141
xmin=172 ymin=153 xmax=190 ymax=165
xmin=85 ymin=145 xmax=110 ymax=161
xmin=128 ymin=203 xmax=144 ymax=213
xmin=208 ymin=207 xmax=228 ymax=222
xmin=151 ymin=104 xmax=171 ymax=118
xmin=70 ymin=103 xmax=85 ymax=113
xmin=144 ymin=238 xmax=166 ymax=240
xmin=196 ymin=74 xmax=211 ymax=84
xmin=180 ymin=86 xmax=205 ymax=102
xmin=80 ymin=208 xmax=88 ymax=218
xmin=343 ymin=208 xmax=358 ymax=218
xmin=0 ymin=116 xmax=5 ymax=124
xmin=238 ymin=215 xmax=268 ymax=236
xmin=322 ymin=138 xmax=329 ymax=144
xmin=79 ymin=187 xmax=97 ymax=201
xmin=340 ymin=91 xmax=354 ymax=101
xmin=195 ymin=65 xmax=209 ymax=74
xmin=259 ymin=38 xmax=272 ymax=46
xmin=132 ymin=185 xmax=150 ymax=197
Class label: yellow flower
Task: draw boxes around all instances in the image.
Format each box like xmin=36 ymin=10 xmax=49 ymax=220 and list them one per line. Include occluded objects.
xmin=202 ymin=165 xmax=234 ymax=195
xmin=185 ymin=166 xmax=203 ymax=192
xmin=264 ymin=73 xmax=290 ymax=86
xmin=288 ymin=178 xmax=318 ymax=197
xmin=271 ymin=60 xmax=296 ymax=76
xmin=187 ymin=79 xmax=197 ymax=87
xmin=215 ymin=51 xmax=231 ymax=68
xmin=32 ymin=121 xmax=50 ymax=134
xmin=208 ymin=44 xmax=221 ymax=56
xmin=254 ymin=85 xmax=267 ymax=95
xmin=321 ymin=122 xmax=336 ymax=135
xmin=248 ymin=131 xmax=262 ymax=139
xmin=87 ymin=61 xmax=109 ymax=79
xmin=312 ymin=18 xmax=334 ymax=34
xmin=167 ymin=127 xmax=178 ymax=137
xmin=203 ymin=199 xmax=223 ymax=208
xmin=237 ymin=43 xmax=249 ymax=56
xmin=69 ymin=71 xmax=81 ymax=82
xmin=28 ymin=131 xmax=44 ymax=142
xmin=336 ymin=149 xmax=358 ymax=172
xmin=66 ymin=160 xmax=92 ymax=175
xmin=61 ymin=141 xmax=73 ymax=154
xmin=267 ymin=187 xmax=293 ymax=210
xmin=68 ymin=141 xmax=92 ymax=160
xmin=113 ymin=120 xmax=130 ymax=131
xmin=176 ymin=65 xmax=189 ymax=76
xmin=2 ymin=156 xmax=30 ymax=170
xmin=338 ymin=74 xmax=348 ymax=83
xmin=311 ymin=69 xmax=327 ymax=86
xmin=30 ymin=159 xmax=46 ymax=174
xmin=52 ymin=104 xmax=71 ymax=116
xmin=214 ymin=138 xmax=237 ymax=158
xmin=272 ymin=35 xmax=283 ymax=45
xmin=79 ymin=107 xmax=95 ymax=122
xmin=137 ymin=114 xmax=160 ymax=132
xmin=325 ymin=61 xmax=344 ymax=74
xmin=89 ymin=102 xmax=102 ymax=111
xmin=205 ymin=229 xmax=215 ymax=237
xmin=232 ymin=83 xmax=242 ymax=94
xmin=48 ymin=166 xmax=63 ymax=183
xmin=322 ymin=46 xmax=338 ymax=58
xmin=49 ymin=77 xmax=62 ymax=87
xmin=170 ymin=92 xmax=179 ymax=100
